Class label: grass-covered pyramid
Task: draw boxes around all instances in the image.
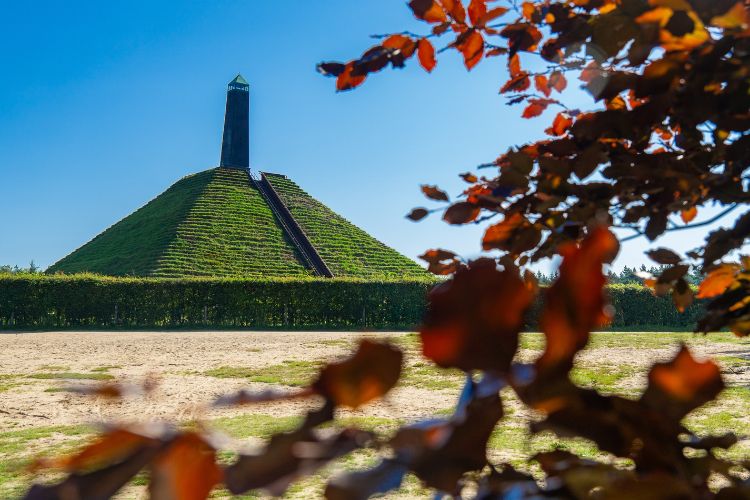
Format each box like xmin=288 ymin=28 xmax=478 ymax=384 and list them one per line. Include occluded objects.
xmin=48 ymin=167 xmax=426 ymax=279
xmin=50 ymin=76 xmax=426 ymax=279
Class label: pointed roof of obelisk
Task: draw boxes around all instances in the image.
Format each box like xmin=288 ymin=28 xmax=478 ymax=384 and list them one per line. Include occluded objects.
xmin=229 ymin=73 xmax=249 ymax=87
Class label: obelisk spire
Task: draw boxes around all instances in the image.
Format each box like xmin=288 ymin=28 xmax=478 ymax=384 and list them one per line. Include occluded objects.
xmin=220 ymin=74 xmax=250 ymax=169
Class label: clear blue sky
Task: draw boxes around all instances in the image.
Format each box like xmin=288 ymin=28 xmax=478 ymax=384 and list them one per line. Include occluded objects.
xmin=0 ymin=1 xmax=736 ymax=272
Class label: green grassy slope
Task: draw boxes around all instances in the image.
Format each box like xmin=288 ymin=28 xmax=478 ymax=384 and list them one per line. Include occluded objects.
xmin=155 ymin=168 xmax=310 ymax=277
xmin=264 ymin=173 xmax=428 ymax=279
xmin=48 ymin=171 xmax=213 ymax=276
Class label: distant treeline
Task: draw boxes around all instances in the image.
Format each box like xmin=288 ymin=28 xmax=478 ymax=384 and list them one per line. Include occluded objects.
xmin=0 ymin=274 xmax=704 ymax=331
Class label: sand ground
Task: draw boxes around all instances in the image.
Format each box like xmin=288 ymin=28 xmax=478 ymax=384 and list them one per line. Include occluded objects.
xmin=0 ymin=331 xmax=748 ymax=498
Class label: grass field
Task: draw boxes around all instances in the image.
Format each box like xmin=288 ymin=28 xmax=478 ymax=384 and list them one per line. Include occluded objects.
xmin=0 ymin=331 xmax=747 ymax=498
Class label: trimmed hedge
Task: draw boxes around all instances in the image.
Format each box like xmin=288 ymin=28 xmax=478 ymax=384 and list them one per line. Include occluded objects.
xmin=0 ymin=275 xmax=433 ymax=330
xmin=0 ymin=275 xmax=705 ymax=331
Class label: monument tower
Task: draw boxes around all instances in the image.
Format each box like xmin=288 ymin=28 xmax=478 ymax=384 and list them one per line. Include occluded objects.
xmin=220 ymin=74 xmax=250 ymax=169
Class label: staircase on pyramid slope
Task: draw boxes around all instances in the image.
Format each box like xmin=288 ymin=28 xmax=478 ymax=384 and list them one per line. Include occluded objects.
xmin=48 ymin=75 xmax=427 ymax=279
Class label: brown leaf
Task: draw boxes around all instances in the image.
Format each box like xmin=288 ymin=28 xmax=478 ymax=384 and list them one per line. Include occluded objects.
xmin=417 ymin=38 xmax=437 ymax=72
xmin=522 ymin=98 xmax=555 ymax=118
xmin=500 ymin=22 xmax=542 ymax=56
xmin=443 ymin=202 xmax=481 ymax=224
xmin=672 ymin=278 xmax=694 ymax=313
xmin=482 ymin=214 xmax=524 ymax=250
xmin=478 ymin=6 xmax=509 ymax=26
xmin=406 ymin=207 xmax=430 ymax=221
xmin=314 ymin=340 xmax=403 ymax=408
xmin=536 ymin=227 xmax=619 ymax=378
xmin=420 ymin=260 xmax=534 ymax=372
xmin=549 ymin=71 xmax=567 ymax=92
xmin=421 ymin=184 xmax=449 ymax=201
xmin=646 ymin=247 xmax=682 ymax=265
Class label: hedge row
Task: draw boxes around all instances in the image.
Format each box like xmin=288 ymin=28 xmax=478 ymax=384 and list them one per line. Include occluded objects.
xmin=0 ymin=275 xmax=705 ymax=331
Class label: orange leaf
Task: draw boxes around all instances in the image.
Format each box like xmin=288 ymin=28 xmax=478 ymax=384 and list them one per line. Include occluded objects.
xmin=150 ymin=433 xmax=223 ymax=500
xmin=680 ymin=206 xmax=697 ymax=223
xmin=522 ymin=1 xmax=536 ymax=20
xmin=534 ymin=74 xmax=551 ymax=96
xmin=696 ymin=264 xmax=739 ymax=298
xmin=478 ymin=6 xmax=509 ymax=25
xmin=468 ymin=0 xmax=487 ymax=25
xmin=500 ymin=72 xmax=530 ymax=93
xmin=646 ymin=344 xmax=723 ymax=408
xmin=440 ymin=0 xmax=467 ymax=22
xmin=545 ymin=112 xmax=573 ymax=136
xmin=456 ymin=30 xmax=485 ymax=69
xmin=508 ymin=54 xmax=522 ymax=77
xmin=522 ymin=98 xmax=555 ymax=118
xmin=314 ymin=340 xmax=403 ymax=408
xmin=336 ymin=62 xmax=366 ymax=92
xmin=409 ymin=0 xmax=448 ymax=23
xmin=382 ymin=34 xmax=417 ymax=58
xmin=417 ymin=38 xmax=437 ymax=72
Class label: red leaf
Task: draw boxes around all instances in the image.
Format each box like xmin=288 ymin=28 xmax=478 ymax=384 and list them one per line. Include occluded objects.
xmin=417 ymin=38 xmax=437 ymax=72
xmin=456 ymin=30 xmax=484 ymax=69
xmin=409 ymin=0 xmax=448 ymax=23
xmin=545 ymin=112 xmax=573 ymax=136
